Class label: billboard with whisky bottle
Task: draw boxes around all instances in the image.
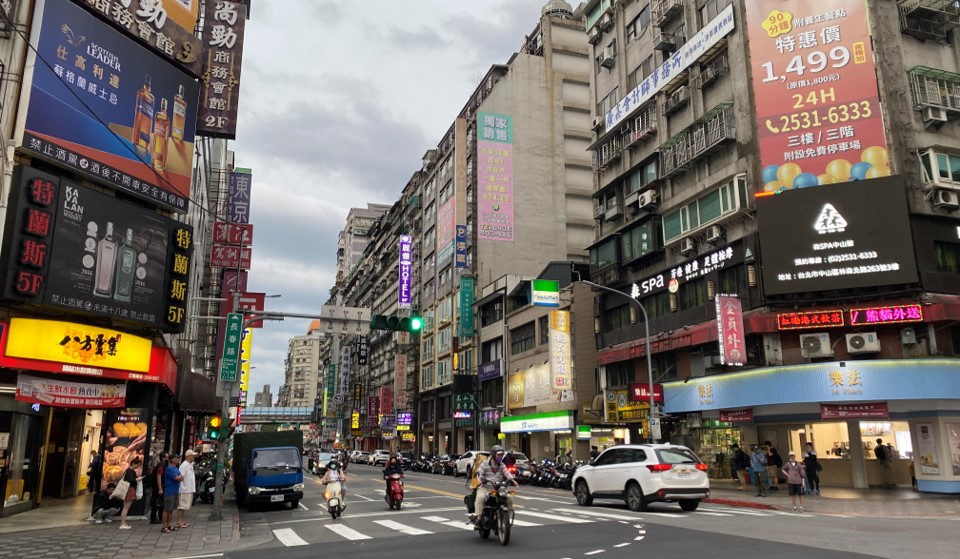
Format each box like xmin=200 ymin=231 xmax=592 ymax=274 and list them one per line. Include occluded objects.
xmin=15 ymin=0 xmax=200 ymax=213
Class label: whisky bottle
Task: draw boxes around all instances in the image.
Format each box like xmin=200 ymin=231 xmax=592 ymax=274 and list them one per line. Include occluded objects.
xmin=172 ymin=84 xmax=187 ymax=142
xmin=152 ymin=98 xmax=169 ymax=171
xmin=93 ymin=222 xmax=118 ymax=297
xmin=113 ymin=228 xmax=136 ymax=303
xmin=133 ymin=74 xmax=155 ymax=151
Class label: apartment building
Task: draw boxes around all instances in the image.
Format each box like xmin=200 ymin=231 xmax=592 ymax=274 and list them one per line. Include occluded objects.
xmin=278 ymin=322 xmax=323 ymax=408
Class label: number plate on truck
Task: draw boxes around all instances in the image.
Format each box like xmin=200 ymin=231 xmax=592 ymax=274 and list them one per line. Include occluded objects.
xmin=270 ymin=495 xmax=284 ymax=502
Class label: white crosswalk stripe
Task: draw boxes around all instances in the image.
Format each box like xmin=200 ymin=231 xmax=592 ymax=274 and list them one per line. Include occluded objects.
xmin=699 ymin=507 xmax=769 ymax=516
xmin=373 ymin=519 xmax=433 ymax=535
xmin=553 ymin=508 xmax=641 ymax=521
xmin=695 ymin=511 xmax=735 ymax=517
xmin=421 ymin=515 xmax=476 ymax=530
xmin=515 ymin=510 xmax=594 ymax=523
xmin=273 ymin=528 xmax=309 ymax=546
xmin=325 ymin=523 xmax=373 ymax=540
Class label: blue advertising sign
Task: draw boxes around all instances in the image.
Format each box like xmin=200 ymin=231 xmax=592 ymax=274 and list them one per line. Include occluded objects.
xmin=455 ymin=224 xmax=468 ymax=268
xmin=478 ymin=359 xmax=502 ymax=382
xmin=18 ymin=0 xmax=199 ymax=213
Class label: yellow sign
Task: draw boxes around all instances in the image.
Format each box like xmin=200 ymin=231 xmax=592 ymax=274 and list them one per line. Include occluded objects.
xmin=239 ymin=328 xmax=253 ymax=405
xmin=605 ymin=389 xmax=650 ymax=423
xmin=6 ymin=318 xmax=151 ymax=372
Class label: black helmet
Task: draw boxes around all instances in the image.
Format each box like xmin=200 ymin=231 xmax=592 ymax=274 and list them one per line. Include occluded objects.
xmin=327 ymin=460 xmax=339 ymax=470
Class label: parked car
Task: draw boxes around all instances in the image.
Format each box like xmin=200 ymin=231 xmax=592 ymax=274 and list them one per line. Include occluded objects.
xmin=398 ymin=452 xmax=414 ymax=469
xmin=441 ymin=453 xmax=461 ymax=475
xmin=311 ymin=452 xmax=334 ymax=476
xmin=369 ymin=449 xmax=392 ymax=466
xmin=453 ymin=451 xmax=486 ymax=477
xmin=571 ymin=444 xmax=710 ymax=512
xmin=353 ymin=451 xmax=371 ymax=464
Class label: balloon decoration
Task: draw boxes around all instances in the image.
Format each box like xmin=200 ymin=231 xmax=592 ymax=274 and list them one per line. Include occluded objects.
xmin=761 ymin=146 xmax=889 ymax=193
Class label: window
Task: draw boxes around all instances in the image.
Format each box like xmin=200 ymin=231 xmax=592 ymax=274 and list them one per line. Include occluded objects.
xmin=437 ymin=358 xmax=451 ymax=385
xmin=679 ymin=277 xmax=708 ymax=310
xmin=603 ymin=303 xmax=631 ymax=332
xmin=510 ymin=322 xmax=536 ymax=355
xmin=662 ymin=178 xmax=742 ymax=242
xmin=421 ymin=336 xmax=435 ymax=360
xmin=622 ymin=223 xmax=656 ymax=262
xmin=639 ymin=291 xmax=671 ymax=320
xmin=606 ymin=362 xmax=633 ymax=388
xmin=596 ymin=86 xmax=620 ymax=119
xmin=482 ymin=338 xmax=503 ymax=362
xmin=626 ymin=5 xmax=651 ymax=42
xmin=937 ymin=153 xmax=960 ymax=182
xmin=539 ymin=315 xmax=550 ymax=345
xmin=627 ymin=160 xmax=658 ymax=194
xmin=438 ymin=327 xmax=452 ymax=354
xmin=481 ymin=299 xmax=504 ymax=326
xmin=935 ymin=242 xmax=960 ymax=274
xmin=590 ymin=237 xmax=618 ymax=271
xmin=719 ymin=265 xmax=747 ymax=295
xmin=437 ymin=296 xmax=452 ymax=323
xmin=421 ymin=364 xmax=434 ymax=389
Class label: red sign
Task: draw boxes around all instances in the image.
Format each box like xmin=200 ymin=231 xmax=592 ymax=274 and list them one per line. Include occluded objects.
xmin=17 ymin=373 xmax=126 ymax=409
xmin=719 ymin=408 xmax=754 ymax=423
xmin=368 ymin=396 xmax=380 ymax=427
xmin=209 ymin=245 xmax=252 ymax=269
xmin=213 ymin=221 xmax=254 ymax=245
xmin=380 ymin=386 xmax=394 ymax=415
xmin=716 ymin=295 xmax=746 ymax=366
xmin=820 ymin=402 xmax=889 ymax=420
xmin=222 ymin=270 xmax=248 ymax=294
xmin=777 ymin=310 xmax=844 ymax=330
xmin=628 ymin=383 xmax=664 ymax=404
xmin=749 ymin=0 xmax=889 ymax=197
xmin=849 ymin=304 xmax=923 ymax=326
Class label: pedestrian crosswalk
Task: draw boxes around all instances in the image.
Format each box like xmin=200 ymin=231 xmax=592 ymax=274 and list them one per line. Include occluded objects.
xmin=269 ymin=504 xmax=805 ymax=546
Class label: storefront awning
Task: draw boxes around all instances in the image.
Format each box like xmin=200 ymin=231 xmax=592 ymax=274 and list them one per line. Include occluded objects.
xmin=176 ymin=371 xmax=220 ymax=413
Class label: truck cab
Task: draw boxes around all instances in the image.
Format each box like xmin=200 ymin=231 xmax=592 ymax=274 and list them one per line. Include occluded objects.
xmin=233 ymin=432 xmax=305 ymax=510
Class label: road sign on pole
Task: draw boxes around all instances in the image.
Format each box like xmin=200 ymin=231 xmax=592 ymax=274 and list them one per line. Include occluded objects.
xmin=219 ymin=313 xmax=243 ymax=381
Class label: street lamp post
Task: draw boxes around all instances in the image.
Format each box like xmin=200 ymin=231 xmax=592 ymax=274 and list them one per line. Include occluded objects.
xmin=578 ymin=280 xmax=657 ymax=444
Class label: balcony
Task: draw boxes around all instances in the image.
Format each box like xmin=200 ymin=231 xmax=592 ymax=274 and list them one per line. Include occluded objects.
xmin=622 ymin=103 xmax=659 ymax=150
xmin=691 ymin=55 xmax=729 ymax=90
xmin=663 ymin=85 xmax=690 ymax=116
xmin=898 ymin=0 xmax=960 ymax=41
xmin=653 ymin=0 xmax=684 ymax=27
xmin=659 ymin=103 xmax=735 ymax=179
xmin=593 ymin=135 xmax=624 ymax=171
xmin=908 ymin=66 xmax=960 ymax=116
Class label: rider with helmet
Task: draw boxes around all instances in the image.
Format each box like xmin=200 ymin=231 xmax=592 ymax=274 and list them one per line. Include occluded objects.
xmin=471 ymin=445 xmax=516 ymax=524
xmin=320 ymin=459 xmax=348 ymax=504
xmin=382 ymin=454 xmax=404 ymax=499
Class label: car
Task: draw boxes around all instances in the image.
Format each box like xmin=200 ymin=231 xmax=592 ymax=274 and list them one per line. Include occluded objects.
xmin=398 ymin=452 xmax=414 ymax=469
xmin=311 ymin=452 xmax=334 ymax=476
xmin=369 ymin=449 xmax=391 ymax=466
xmin=453 ymin=451 xmax=486 ymax=477
xmin=353 ymin=451 xmax=371 ymax=464
xmin=571 ymin=444 xmax=710 ymax=512
xmin=441 ymin=454 xmax=461 ymax=475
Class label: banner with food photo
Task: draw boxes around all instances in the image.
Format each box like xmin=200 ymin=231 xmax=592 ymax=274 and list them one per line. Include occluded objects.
xmin=16 ymin=373 xmax=125 ymax=408
xmin=100 ymin=408 xmax=149 ymax=492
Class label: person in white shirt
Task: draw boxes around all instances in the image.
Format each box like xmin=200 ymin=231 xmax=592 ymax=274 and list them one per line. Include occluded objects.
xmin=177 ymin=450 xmax=197 ymax=528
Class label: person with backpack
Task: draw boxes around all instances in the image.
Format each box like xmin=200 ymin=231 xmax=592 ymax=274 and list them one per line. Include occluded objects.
xmin=803 ymin=443 xmax=821 ymax=496
xmin=875 ymin=438 xmax=895 ymax=488
xmin=782 ymin=451 xmax=807 ymax=513
xmin=766 ymin=443 xmax=783 ymax=491
xmin=732 ymin=444 xmax=750 ymax=490
xmin=149 ymin=452 xmax=169 ymax=524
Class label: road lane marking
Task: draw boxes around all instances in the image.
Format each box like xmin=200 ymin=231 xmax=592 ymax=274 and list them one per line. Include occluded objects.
xmin=512 ymin=518 xmax=542 ymax=527
xmin=353 ymin=494 xmax=375 ymax=501
xmin=515 ymin=510 xmax=593 ymax=523
xmin=272 ymin=506 xmax=464 ymax=526
xmin=373 ymin=519 xmax=433 ymax=535
xmin=695 ymin=511 xmax=734 ymax=517
xmin=514 ymin=495 xmax=575 ymax=505
xmin=614 ymin=543 xmax=631 ymax=548
xmin=646 ymin=511 xmax=684 ymax=518
xmin=585 ymin=550 xmax=605 ymax=555
xmin=553 ymin=508 xmax=641 ymax=521
xmin=699 ymin=507 xmax=768 ymax=516
xmin=298 ymin=503 xmax=309 ymax=511
xmin=421 ymin=515 xmax=475 ymax=530
xmin=325 ymin=524 xmax=373 ymax=540
xmin=273 ymin=528 xmax=309 ymax=547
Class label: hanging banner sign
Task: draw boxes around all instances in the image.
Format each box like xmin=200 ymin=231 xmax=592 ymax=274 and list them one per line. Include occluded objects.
xmin=17 ymin=373 xmax=125 ymax=408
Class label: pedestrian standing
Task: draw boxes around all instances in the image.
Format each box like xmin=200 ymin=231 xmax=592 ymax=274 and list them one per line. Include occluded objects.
xmin=118 ymin=457 xmax=143 ymax=530
xmin=149 ymin=452 xmax=169 ymax=524
xmin=750 ymin=445 xmax=768 ymax=497
xmin=88 ymin=450 xmax=103 ymax=511
xmin=162 ymin=455 xmax=183 ymax=533
xmin=732 ymin=444 xmax=750 ymax=491
xmin=802 ymin=443 xmax=821 ymax=496
xmin=766 ymin=443 xmax=782 ymax=491
xmin=782 ymin=451 xmax=807 ymax=513
xmin=875 ymin=438 xmax=894 ymax=488
xmin=590 ymin=446 xmax=600 ymax=460
xmin=177 ymin=449 xmax=197 ymax=528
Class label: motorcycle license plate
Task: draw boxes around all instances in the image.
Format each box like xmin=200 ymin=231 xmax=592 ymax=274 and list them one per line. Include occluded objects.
xmin=208 ymin=486 xmax=216 ymax=492
xmin=270 ymin=495 xmax=285 ymax=502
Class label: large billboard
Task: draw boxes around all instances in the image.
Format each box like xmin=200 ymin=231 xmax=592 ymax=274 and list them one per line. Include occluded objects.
xmin=0 ymin=165 xmax=194 ymax=331
xmin=18 ymin=0 xmax=200 ymax=212
xmin=757 ymin=176 xmax=917 ymax=296
xmin=477 ymin=112 xmax=514 ymax=241
xmin=747 ymin=0 xmax=889 ymax=195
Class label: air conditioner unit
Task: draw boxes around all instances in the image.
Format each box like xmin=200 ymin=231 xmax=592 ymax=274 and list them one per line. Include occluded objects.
xmin=934 ymin=189 xmax=960 ymax=209
xmin=923 ymin=106 xmax=947 ymax=124
xmin=599 ymin=12 xmax=614 ymax=31
xmin=604 ymin=201 xmax=624 ymax=220
xmin=600 ymin=46 xmax=616 ymax=68
xmin=846 ymin=332 xmax=880 ymax=354
xmin=587 ymin=26 xmax=601 ymax=44
xmin=653 ymin=33 xmax=675 ymax=52
xmin=592 ymin=116 xmax=605 ymax=131
xmin=705 ymin=224 xmax=725 ymax=244
xmin=638 ymin=190 xmax=658 ymax=210
xmin=800 ymin=333 xmax=833 ymax=358
xmin=679 ymin=237 xmax=696 ymax=255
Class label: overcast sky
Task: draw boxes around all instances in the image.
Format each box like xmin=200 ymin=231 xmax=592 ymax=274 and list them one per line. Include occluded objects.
xmin=231 ymin=1 xmax=551 ymax=403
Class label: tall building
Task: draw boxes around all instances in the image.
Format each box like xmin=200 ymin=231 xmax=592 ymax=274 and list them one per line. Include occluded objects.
xmin=278 ymin=321 xmax=324 ymax=407
xmin=585 ymin=0 xmax=960 ymax=493
xmin=254 ymin=384 xmax=273 ymax=407
xmin=336 ymin=204 xmax=392 ymax=286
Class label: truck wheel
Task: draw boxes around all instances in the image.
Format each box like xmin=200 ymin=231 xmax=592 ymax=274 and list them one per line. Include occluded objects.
xmin=290 ymin=500 xmax=299 ymax=509
xmin=236 ymin=488 xmax=247 ymax=506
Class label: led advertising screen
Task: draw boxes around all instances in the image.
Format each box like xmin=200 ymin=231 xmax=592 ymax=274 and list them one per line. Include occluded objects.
xmin=757 ymin=176 xmax=918 ymax=296
xmin=18 ymin=0 xmax=200 ymax=212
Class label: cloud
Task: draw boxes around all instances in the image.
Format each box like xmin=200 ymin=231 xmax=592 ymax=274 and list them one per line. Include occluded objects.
xmin=385 ymin=25 xmax=449 ymax=49
xmin=442 ymin=1 xmax=544 ymax=62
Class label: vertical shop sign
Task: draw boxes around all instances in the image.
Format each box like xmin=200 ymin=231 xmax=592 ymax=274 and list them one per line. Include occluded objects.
xmin=219 ymin=312 xmax=242 ymax=381
xmin=238 ymin=328 xmax=253 ymax=407
xmin=455 ymin=225 xmax=468 ymax=268
xmin=0 ymin=166 xmax=60 ymax=304
xmin=197 ymin=0 xmax=248 ymax=138
xmin=352 ymin=381 xmax=363 ymax=409
xmin=379 ymin=386 xmax=394 ymax=416
xmin=916 ymin=423 xmax=940 ymax=475
xmin=458 ymin=277 xmax=475 ymax=338
xmin=476 ymin=112 xmax=514 ymax=241
xmin=398 ymin=235 xmax=412 ymax=308
xmin=165 ymin=224 xmax=193 ymax=330
xmin=746 ymin=0 xmax=889 ymax=195
xmin=395 ymin=354 xmax=407 ymax=409
xmin=367 ymin=396 xmax=380 ymax=427
xmin=716 ymin=295 xmax=746 ymax=366
xmin=549 ymin=310 xmax=573 ymax=390
xmin=228 ymin=169 xmax=253 ymax=223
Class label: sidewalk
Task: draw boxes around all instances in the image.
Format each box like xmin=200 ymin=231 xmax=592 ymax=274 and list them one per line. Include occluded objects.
xmin=0 ymin=488 xmax=271 ymax=559
xmin=705 ymin=478 xmax=960 ymax=518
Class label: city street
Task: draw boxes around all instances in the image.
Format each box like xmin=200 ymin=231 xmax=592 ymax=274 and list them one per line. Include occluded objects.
xmin=225 ymin=464 xmax=958 ymax=559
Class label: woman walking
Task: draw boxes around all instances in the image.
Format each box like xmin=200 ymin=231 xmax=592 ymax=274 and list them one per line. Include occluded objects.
xmin=119 ymin=457 xmax=144 ymax=530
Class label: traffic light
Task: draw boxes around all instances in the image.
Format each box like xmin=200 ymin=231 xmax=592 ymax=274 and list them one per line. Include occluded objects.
xmin=370 ymin=314 xmax=423 ymax=332
xmin=208 ymin=415 xmax=223 ymax=440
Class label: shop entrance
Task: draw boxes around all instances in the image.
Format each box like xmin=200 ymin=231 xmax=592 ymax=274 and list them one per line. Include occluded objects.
xmin=41 ymin=410 xmax=84 ymax=499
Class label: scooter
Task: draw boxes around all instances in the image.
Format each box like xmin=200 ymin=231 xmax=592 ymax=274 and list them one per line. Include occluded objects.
xmin=385 ymin=472 xmax=404 ymax=510
xmin=198 ymin=468 xmax=228 ymax=504
xmin=324 ymin=481 xmax=345 ymax=519
xmin=474 ymin=479 xmax=515 ymax=546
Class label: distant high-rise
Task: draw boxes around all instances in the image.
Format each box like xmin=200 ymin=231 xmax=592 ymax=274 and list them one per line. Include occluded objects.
xmin=253 ymin=384 xmax=273 ymax=407
xmin=277 ymin=321 xmax=324 ymax=407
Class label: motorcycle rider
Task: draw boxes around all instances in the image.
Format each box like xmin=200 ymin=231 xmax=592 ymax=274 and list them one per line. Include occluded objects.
xmin=320 ymin=459 xmax=348 ymax=506
xmin=471 ymin=445 xmax=517 ymax=524
xmin=382 ymin=454 xmax=404 ymax=501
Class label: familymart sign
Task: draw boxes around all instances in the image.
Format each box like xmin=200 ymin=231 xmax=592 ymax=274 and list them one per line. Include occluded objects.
xmin=500 ymin=410 xmax=574 ymax=433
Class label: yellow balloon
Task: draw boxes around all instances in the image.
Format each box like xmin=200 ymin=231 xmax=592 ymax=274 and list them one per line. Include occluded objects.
xmin=861 ymin=146 xmax=888 ymax=168
xmin=865 ymin=165 xmax=891 ymax=178
xmin=776 ymin=163 xmax=802 ymax=188
xmin=818 ymin=174 xmax=837 ymax=185
xmin=764 ymin=180 xmax=782 ymax=192
xmin=826 ymin=159 xmax=852 ymax=182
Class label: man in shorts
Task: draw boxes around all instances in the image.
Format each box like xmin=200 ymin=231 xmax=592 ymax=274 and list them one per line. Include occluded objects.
xmin=781 ymin=451 xmax=807 ymax=513
xmin=162 ymin=454 xmax=183 ymax=533
xmin=177 ymin=449 xmax=198 ymax=528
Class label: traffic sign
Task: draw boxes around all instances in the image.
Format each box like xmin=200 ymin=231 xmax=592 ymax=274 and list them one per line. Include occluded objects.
xmin=219 ymin=312 xmax=243 ymax=381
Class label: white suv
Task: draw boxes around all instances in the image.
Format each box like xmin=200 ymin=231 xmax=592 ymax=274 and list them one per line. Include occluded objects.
xmin=368 ymin=449 xmax=392 ymax=466
xmin=453 ymin=451 xmax=487 ymax=476
xmin=572 ymin=444 xmax=710 ymax=512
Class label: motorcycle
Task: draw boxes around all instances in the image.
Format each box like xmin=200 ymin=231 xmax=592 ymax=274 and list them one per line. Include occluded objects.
xmin=198 ymin=467 xmax=229 ymax=504
xmin=475 ymin=480 xmax=515 ymax=546
xmin=324 ymin=481 xmax=346 ymax=519
xmin=385 ymin=472 xmax=404 ymax=510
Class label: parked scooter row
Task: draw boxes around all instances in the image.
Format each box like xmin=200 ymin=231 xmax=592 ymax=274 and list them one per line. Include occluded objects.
xmin=524 ymin=458 xmax=580 ymax=490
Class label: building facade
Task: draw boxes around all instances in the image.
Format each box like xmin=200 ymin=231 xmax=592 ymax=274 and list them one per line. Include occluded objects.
xmin=253 ymin=384 xmax=273 ymax=407
xmin=279 ymin=323 xmax=323 ymax=408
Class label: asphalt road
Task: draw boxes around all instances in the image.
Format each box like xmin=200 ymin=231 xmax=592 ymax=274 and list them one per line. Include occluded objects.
xmin=226 ymin=463 xmax=956 ymax=559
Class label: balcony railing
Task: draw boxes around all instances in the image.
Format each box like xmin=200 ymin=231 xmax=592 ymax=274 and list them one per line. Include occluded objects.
xmin=908 ymin=66 xmax=960 ymax=114
xmin=659 ymin=103 xmax=735 ymax=179
xmin=653 ymin=0 xmax=684 ymax=27
xmin=593 ymin=102 xmax=658 ymax=171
